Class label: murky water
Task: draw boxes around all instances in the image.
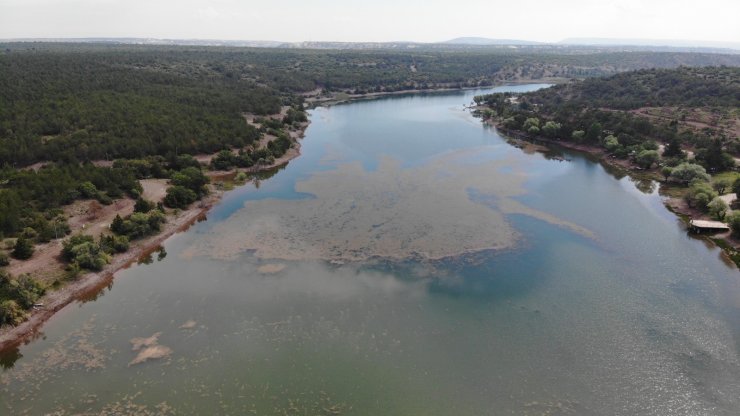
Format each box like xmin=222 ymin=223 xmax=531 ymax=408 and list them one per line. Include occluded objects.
xmin=3 ymin=85 xmax=740 ymax=415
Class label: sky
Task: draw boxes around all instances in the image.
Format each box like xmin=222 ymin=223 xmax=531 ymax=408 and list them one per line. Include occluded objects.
xmin=1 ymin=0 xmax=739 ymax=44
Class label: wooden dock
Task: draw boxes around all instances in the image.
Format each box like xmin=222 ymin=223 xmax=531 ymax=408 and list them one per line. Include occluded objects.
xmin=689 ymin=219 xmax=730 ymax=233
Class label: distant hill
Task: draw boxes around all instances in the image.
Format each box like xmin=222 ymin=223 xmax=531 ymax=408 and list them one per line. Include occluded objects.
xmin=560 ymin=38 xmax=740 ymax=52
xmin=442 ymin=37 xmax=543 ymax=46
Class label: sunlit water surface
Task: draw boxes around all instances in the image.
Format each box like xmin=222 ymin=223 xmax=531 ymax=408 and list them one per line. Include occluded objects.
xmin=2 ymin=85 xmax=740 ymax=416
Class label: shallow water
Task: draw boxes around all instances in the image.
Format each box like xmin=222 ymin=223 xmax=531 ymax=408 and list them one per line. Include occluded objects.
xmin=2 ymin=85 xmax=740 ymax=415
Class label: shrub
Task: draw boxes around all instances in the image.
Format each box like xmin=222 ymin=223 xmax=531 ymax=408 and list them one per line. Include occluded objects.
xmin=134 ymin=198 xmax=155 ymax=213
xmin=707 ymin=197 xmax=729 ymax=220
xmin=670 ymin=163 xmax=711 ymax=185
xmin=164 ymin=186 xmax=198 ymax=209
xmin=685 ymin=181 xmax=718 ymax=211
xmin=11 ymin=237 xmax=34 ymax=260
xmin=62 ymin=234 xmax=110 ymax=271
xmin=727 ymin=211 xmax=740 ymax=238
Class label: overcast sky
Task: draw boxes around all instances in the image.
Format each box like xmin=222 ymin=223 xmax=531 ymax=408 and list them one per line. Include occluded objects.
xmin=1 ymin=0 xmax=738 ymax=44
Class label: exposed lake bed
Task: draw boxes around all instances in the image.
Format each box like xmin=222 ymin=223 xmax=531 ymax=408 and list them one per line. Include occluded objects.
xmin=2 ymin=85 xmax=740 ymax=415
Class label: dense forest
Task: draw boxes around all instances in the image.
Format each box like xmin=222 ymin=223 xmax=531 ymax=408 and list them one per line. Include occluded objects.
xmin=475 ymin=66 xmax=739 ymax=166
xmin=1 ymin=43 xmax=740 ymax=325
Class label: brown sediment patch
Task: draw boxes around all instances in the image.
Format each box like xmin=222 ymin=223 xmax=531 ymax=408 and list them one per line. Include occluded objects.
xmin=129 ymin=332 xmax=172 ymax=366
xmin=188 ymin=149 xmax=594 ymax=262
xmin=179 ymin=320 xmax=197 ymax=330
xmin=257 ymin=264 xmax=287 ymax=274
xmin=129 ymin=345 xmax=173 ymax=366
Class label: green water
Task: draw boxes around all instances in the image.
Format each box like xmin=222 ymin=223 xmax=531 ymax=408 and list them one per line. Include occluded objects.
xmin=2 ymin=86 xmax=740 ymax=415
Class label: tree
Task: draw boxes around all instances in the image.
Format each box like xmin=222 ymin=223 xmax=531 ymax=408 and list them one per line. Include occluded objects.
xmin=11 ymin=237 xmax=34 ymax=260
xmin=522 ymin=118 xmax=540 ymax=131
xmin=134 ymin=198 xmax=154 ymax=213
xmin=635 ymin=150 xmax=659 ymax=169
xmin=733 ymin=177 xmax=740 ymax=199
xmin=685 ymin=181 xmax=718 ymax=211
xmin=727 ymin=211 xmax=740 ymax=238
xmin=660 ymin=166 xmax=673 ymax=181
xmin=669 ymin=163 xmax=711 ymax=185
xmin=603 ymin=135 xmax=620 ymax=152
xmin=0 ymin=300 xmax=26 ymax=326
xmin=111 ymin=214 xmax=124 ymax=234
xmin=542 ymin=121 xmax=561 ymax=138
xmin=586 ymin=122 xmax=602 ymax=142
xmin=663 ymin=137 xmax=685 ymax=158
xmin=164 ymin=186 xmax=198 ymax=209
xmin=171 ymin=167 xmax=209 ymax=197
xmin=707 ymin=197 xmax=728 ymax=220
xmin=571 ymin=130 xmax=585 ymax=142
xmin=712 ymin=178 xmax=732 ymax=195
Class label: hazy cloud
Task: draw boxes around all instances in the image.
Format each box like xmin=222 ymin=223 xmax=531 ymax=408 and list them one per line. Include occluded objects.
xmin=0 ymin=0 xmax=737 ymax=43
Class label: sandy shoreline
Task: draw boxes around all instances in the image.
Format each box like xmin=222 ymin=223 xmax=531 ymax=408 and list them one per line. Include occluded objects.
xmin=0 ymin=122 xmax=309 ymax=353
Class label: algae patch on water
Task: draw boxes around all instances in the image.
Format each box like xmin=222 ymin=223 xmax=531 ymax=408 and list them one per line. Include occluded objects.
xmin=189 ymin=149 xmax=592 ymax=262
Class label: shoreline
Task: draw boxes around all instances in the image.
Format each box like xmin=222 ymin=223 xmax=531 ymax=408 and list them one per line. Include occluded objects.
xmin=305 ymin=79 xmax=567 ymax=108
xmin=0 ymin=81 xmax=568 ymax=352
xmin=0 ymin=121 xmax=309 ymax=353
xmin=487 ymin=120 xmax=740 ymax=268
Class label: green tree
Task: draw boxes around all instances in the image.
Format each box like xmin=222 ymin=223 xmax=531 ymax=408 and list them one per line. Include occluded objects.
xmin=134 ymin=198 xmax=154 ymax=213
xmin=733 ymin=177 xmax=740 ymax=199
xmin=712 ymin=178 xmax=732 ymax=195
xmin=571 ymin=130 xmax=585 ymax=142
xmin=0 ymin=300 xmax=26 ymax=326
xmin=685 ymin=181 xmax=718 ymax=211
xmin=707 ymin=197 xmax=729 ymax=220
xmin=727 ymin=211 xmax=740 ymax=238
xmin=522 ymin=118 xmax=540 ymax=131
xmin=660 ymin=166 xmax=673 ymax=181
xmin=164 ymin=186 xmax=198 ymax=209
xmin=542 ymin=121 xmax=561 ymax=138
xmin=669 ymin=163 xmax=711 ymax=185
xmin=635 ymin=150 xmax=659 ymax=169
xmin=11 ymin=237 xmax=34 ymax=260
xmin=603 ymin=135 xmax=620 ymax=152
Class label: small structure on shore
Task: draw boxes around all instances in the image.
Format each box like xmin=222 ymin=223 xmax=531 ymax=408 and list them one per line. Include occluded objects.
xmin=689 ymin=219 xmax=730 ymax=233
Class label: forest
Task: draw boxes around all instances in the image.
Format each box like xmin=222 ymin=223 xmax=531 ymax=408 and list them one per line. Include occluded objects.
xmin=1 ymin=43 xmax=740 ymax=325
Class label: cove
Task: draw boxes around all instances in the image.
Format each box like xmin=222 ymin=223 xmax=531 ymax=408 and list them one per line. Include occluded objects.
xmin=2 ymin=85 xmax=740 ymax=415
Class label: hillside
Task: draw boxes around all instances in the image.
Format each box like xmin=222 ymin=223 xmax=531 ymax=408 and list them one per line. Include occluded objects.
xmin=476 ymin=67 xmax=740 ymax=166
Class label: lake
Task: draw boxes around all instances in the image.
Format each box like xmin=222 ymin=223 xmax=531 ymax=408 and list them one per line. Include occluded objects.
xmin=2 ymin=85 xmax=740 ymax=415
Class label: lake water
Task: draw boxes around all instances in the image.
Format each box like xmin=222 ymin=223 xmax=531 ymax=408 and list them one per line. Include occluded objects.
xmin=3 ymin=85 xmax=740 ymax=415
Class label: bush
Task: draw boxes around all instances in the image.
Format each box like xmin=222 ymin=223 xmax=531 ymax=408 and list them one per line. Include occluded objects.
xmin=99 ymin=234 xmax=130 ymax=254
xmin=11 ymin=237 xmax=34 ymax=260
xmin=62 ymin=234 xmax=110 ymax=271
xmin=134 ymin=198 xmax=155 ymax=213
xmin=0 ymin=271 xmax=45 ymax=309
xmin=164 ymin=186 xmax=198 ymax=209
xmin=685 ymin=181 xmax=718 ymax=211
xmin=0 ymin=300 xmax=26 ymax=326
xmin=670 ymin=163 xmax=711 ymax=185
xmin=635 ymin=150 xmax=660 ymax=169
xmin=707 ymin=197 xmax=728 ymax=220
xmin=0 ymin=252 xmax=9 ymax=266
xmin=112 ymin=211 xmax=166 ymax=239
xmin=728 ymin=211 xmax=740 ymax=238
